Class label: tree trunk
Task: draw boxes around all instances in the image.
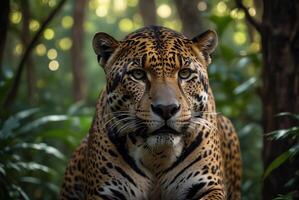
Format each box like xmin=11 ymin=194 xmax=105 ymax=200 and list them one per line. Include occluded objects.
xmin=21 ymin=0 xmax=36 ymax=104
xmin=138 ymin=0 xmax=157 ymax=26
xmin=71 ymin=0 xmax=87 ymax=102
xmin=261 ymin=0 xmax=299 ymax=199
xmin=174 ymin=0 xmax=205 ymax=37
xmin=0 ymin=0 xmax=10 ymax=69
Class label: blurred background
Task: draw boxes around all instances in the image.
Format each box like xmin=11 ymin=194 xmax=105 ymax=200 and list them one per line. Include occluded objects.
xmin=0 ymin=0 xmax=298 ymax=200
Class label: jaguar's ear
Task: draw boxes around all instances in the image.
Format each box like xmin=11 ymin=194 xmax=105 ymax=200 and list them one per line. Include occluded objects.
xmin=92 ymin=32 xmax=119 ymax=67
xmin=191 ymin=30 xmax=218 ymax=64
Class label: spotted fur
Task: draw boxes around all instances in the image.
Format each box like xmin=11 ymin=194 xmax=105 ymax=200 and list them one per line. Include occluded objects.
xmin=59 ymin=26 xmax=242 ymax=200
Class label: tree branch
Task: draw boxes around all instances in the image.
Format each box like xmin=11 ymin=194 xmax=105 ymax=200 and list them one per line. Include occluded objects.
xmin=2 ymin=0 xmax=67 ymax=108
xmin=235 ymin=0 xmax=262 ymax=33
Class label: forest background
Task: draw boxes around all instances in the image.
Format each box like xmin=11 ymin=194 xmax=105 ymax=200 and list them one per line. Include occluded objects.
xmin=0 ymin=0 xmax=298 ymax=199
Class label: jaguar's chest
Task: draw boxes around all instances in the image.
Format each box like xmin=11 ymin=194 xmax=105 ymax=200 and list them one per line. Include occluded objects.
xmin=127 ymin=134 xmax=184 ymax=176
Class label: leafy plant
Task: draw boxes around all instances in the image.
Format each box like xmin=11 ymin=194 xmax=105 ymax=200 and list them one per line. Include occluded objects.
xmin=0 ymin=108 xmax=67 ymax=199
xmin=0 ymin=106 xmax=91 ymax=199
xmin=264 ymin=113 xmax=299 ymax=200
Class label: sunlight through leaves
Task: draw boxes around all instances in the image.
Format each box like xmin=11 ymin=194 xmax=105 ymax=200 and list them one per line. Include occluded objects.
xmin=61 ymin=16 xmax=73 ymax=29
xmin=157 ymin=4 xmax=172 ymax=18
xmin=47 ymin=49 xmax=58 ymax=60
xmin=44 ymin=28 xmax=55 ymax=40
xmin=35 ymin=44 xmax=47 ymax=56
xmin=58 ymin=37 xmax=72 ymax=51
xmin=48 ymin=60 xmax=59 ymax=71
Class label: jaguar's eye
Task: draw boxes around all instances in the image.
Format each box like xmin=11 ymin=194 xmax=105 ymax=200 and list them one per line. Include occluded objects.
xmin=179 ymin=68 xmax=192 ymax=80
xmin=131 ymin=69 xmax=146 ymax=80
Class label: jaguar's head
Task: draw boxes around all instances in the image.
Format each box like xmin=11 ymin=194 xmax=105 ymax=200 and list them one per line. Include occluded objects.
xmin=93 ymin=26 xmax=217 ymax=149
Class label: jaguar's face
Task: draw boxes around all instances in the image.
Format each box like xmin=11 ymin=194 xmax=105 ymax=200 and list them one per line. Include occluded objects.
xmin=93 ymin=26 xmax=217 ymax=148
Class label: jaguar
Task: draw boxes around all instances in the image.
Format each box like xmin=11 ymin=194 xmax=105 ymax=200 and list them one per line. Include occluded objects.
xmin=59 ymin=25 xmax=242 ymax=200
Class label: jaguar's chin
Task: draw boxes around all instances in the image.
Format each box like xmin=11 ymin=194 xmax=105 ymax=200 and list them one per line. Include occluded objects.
xmin=145 ymin=134 xmax=182 ymax=149
xmin=145 ymin=126 xmax=183 ymax=150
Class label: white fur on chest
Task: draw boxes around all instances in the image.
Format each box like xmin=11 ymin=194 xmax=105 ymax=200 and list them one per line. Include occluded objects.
xmin=128 ymin=134 xmax=184 ymax=176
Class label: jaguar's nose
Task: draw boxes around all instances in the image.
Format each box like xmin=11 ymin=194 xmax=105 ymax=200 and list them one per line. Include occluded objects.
xmin=151 ymin=103 xmax=181 ymax=120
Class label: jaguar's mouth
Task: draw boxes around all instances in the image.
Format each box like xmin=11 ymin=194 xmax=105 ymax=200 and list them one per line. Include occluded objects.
xmin=150 ymin=125 xmax=180 ymax=135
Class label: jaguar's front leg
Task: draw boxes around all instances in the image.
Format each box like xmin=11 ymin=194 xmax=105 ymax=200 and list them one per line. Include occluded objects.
xmin=182 ymin=181 xmax=226 ymax=200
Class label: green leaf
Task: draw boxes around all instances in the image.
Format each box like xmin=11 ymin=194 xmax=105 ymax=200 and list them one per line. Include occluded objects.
xmin=76 ymin=116 xmax=92 ymax=130
xmin=264 ymin=151 xmax=291 ymax=179
xmin=14 ymin=108 xmax=40 ymax=120
xmin=273 ymin=192 xmax=296 ymax=200
xmin=20 ymin=177 xmax=59 ymax=193
xmin=67 ymin=101 xmax=85 ymax=115
xmin=0 ymin=116 xmax=20 ymax=139
xmin=234 ymin=77 xmax=256 ymax=95
xmin=276 ymin=112 xmax=299 ymax=121
xmin=284 ymin=177 xmax=297 ymax=188
xmin=6 ymin=143 xmax=65 ymax=160
xmin=267 ymin=127 xmax=299 ymax=140
xmin=0 ymin=108 xmax=40 ymax=139
xmin=289 ymin=143 xmax=299 ymax=158
xmin=36 ymin=129 xmax=77 ymax=146
xmin=7 ymin=161 xmax=52 ymax=174
xmin=18 ymin=115 xmax=68 ymax=134
xmin=0 ymin=164 xmax=6 ymax=175
xmin=11 ymin=184 xmax=30 ymax=200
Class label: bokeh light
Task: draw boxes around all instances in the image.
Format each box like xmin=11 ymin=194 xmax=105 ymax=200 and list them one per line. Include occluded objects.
xmin=157 ymin=4 xmax=172 ymax=18
xmin=113 ymin=0 xmax=127 ymax=12
xmin=48 ymin=0 xmax=57 ymax=7
xmin=234 ymin=32 xmax=247 ymax=45
xmin=47 ymin=48 xmax=58 ymax=60
xmin=29 ymin=19 xmax=40 ymax=31
xmin=230 ymin=9 xmax=238 ymax=18
xmin=14 ymin=44 xmax=23 ymax=55
xmin=35 ymin=44 xmax=47 ymax=56
xmin=249 ymin=8 xmax=256 ymax=16
xmin=58 ymin=37 xmax=72 ymax=50
xmin=230 ymin=9 xmax=245 ymax=19
xmin=197 ymin=1 xmax=207 ymax=11
xmin=216 ymin=2 xmax=227 ymax=16
xmin=250 ymin=42 xmax=260 ymax=52
xmin=236 ymin=10 xmax=245 ymax=19
xmin=48 ymin=60 xmax=59 ymax=71
xmin=89 ymin=0 xmax=98 ymax=10
xmin=61 ymin=16 xmax=74 ymax=29
xmin=97 ymin=0 xmax=109 ymax=4
xmin=10 ymin=11 xmax=22 ymax=24
xmin=96 ymin=6 xmax=108 ymax=17
xmin=44 ymin=28 xmax=55 ymax=40
xmin=119 ymin=18 xmax=134 ymax=32
xmin=95 ymin=0 xmax=110 ymax=17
